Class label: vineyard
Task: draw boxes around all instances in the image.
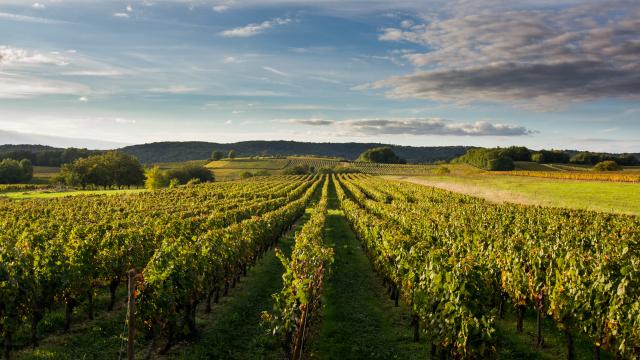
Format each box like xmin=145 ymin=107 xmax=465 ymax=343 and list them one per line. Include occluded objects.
xmin=0 ymin=175 xmax=321 ymax=359
xmin=1 ymin=174 xmax=639 ymax=359
xmin=335 ymin=174 xmax=640 ymax=359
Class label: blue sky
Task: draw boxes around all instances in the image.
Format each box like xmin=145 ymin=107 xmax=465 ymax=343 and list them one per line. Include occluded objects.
xmin=0 ymin=0 xmax=638 ymax=151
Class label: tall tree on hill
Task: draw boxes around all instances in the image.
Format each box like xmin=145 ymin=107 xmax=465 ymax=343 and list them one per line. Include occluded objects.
xmin=211 ymin=150 xmax=223 ymax=161
xmin=228 ymin=149 xmax=237 ymax=160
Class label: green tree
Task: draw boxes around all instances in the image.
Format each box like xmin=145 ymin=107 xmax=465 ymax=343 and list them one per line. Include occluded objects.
xmin=357 ymin=147 xmax=406 ymax=164
xmin=0 ymin=159 xmax=28 ymax=184
xmin=56 ymin=151 xmax=145 ymax=189
xmin=228 ymin=149 xmax=237 ymax=160
xmin=145 ymin=166 xmax=169 ymax=189
xmin=19 ymin=159 xmax=34 ymax=182
xmin=211 ymin=150 xmax=223 ymax=161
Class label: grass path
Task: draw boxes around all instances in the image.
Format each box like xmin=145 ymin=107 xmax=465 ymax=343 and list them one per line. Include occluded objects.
xmin=306 ymin=182 xmax=429 ymax=360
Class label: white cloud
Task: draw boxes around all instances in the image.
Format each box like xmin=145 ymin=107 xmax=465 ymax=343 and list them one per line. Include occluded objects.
xmin=114 ymin=117 xmax=136 ymax=124
xmin=219 ymin=17 xmax=291 ymax=37
xmin=147 ymin=85 xmax=197 ymax=94
xmin=0 ymin=46 xmax=69 ymax=66
xmin=32 ymin=3 xmax=46 ymax=10
xmin=126 ymin=5 xmax=133 ymax=12
xmin=78 ymin=96 xmax=89 ymax=102
xmin=223 ymin=56 xmax=240 ymax=63
xmin=213 ymin=5 xmax=229 ymax=12
xmin=400 ymin=19 xmax=413 ymax=28
xmin=231 ymin=110 xmax=244 ymax=114
xmin=263 ymin=66 xmax=288 ymax=77
xmin=113 ymin=12 xmax=130 ymax=18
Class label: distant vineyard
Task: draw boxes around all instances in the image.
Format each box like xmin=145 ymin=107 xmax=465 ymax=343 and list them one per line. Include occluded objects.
xmin=286 ymin=158 xmax=438 ymax=175
xmin=0 ymin=175 xmax=320 ymax=358
xmin=489 ymin=170 xmax=640 ymax=182
xmin=335 ymin=174 xmax=640 ymax=358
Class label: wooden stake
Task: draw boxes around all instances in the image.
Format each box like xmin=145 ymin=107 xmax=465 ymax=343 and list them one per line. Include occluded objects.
xmin=128 ymin=269 xmax=137 ymax=360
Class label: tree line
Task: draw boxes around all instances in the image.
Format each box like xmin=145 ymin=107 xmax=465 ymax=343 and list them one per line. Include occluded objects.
xmin=453 ymin=146 xmax=640 ymax=171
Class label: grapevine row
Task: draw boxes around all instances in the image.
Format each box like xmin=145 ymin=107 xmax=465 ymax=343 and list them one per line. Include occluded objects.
xmin=336 ymin=174 xmax=640 ymax=359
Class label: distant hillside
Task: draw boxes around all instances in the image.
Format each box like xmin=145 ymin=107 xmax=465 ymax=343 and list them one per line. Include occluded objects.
xmin=0 ymin=144 xmax=60 ymax=154
xmin=119 ymin=141 xmax=473 ymax=164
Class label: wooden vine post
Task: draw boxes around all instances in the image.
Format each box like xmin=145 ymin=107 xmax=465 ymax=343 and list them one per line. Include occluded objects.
xmin=128 ymin=269 xmax=137 ymax=360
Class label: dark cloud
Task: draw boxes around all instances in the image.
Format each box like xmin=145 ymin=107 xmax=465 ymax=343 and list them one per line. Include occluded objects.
xmin=368 ymin=61 xmax=640 ymax=108
xmin=287 ymin=118 xmax=335 ymax=126
xmin=372 ymin=1 xmax=640 ymax=108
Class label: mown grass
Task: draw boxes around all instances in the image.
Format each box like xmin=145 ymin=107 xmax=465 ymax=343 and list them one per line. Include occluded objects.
xmin=206 ymin=158 xmax=289 ymax=170
xmin=391 ymin=175 xmax=640 ymax=215
xmin=306 ymin=183 xmax=430 ymax=360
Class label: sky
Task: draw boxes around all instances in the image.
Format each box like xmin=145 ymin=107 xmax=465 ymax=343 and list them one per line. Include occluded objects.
xmin=0 ymin=0 xmax=638 ymax=151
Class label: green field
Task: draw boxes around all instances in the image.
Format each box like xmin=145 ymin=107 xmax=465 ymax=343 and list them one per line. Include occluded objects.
xmin=1 ymin=188 xmax=146 ymax=199
xmin=389 ymin=174 xmax=640 ymax=215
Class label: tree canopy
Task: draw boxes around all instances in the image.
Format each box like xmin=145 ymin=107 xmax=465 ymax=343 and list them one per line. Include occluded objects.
xmin=0 ymin=158 xmax=33 ymax=184
xmin=356 ymin=147 xmax=406 ymax=164
xmin=57 ymin=151 xmax=145 ymax=188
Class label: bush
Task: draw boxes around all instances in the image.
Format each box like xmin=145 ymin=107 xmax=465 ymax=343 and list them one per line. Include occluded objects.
xmin=433 ymin=166 xmax=451 ymax=175
xmin=169 ymin=178 xmax=181 ymax=188
xmin=283 ymin=164 xmax=311 ymax=175
xmin=593 ymin=160 xmax=621 ymax=171
xmin=186 ymin=178 xmax=201 ymax=187
xmin=239 ymin=171 xmax=254 ymax=179
xmin=166 ymin=164 xmax=214 ymax=184
xmin=254 ymin=170 xmax=270 ymax=176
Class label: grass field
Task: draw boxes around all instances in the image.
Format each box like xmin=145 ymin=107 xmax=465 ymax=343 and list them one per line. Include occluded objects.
xmin=389 ymin=175 xmax=640 ymax=215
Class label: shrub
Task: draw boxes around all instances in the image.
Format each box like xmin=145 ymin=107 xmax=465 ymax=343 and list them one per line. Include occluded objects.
xmin=145 ymin=166 xmax=169 ymax=190
xmin=166 ymin=164 xmax=214 ymax=184
xmin=593 ymin=160 xmax=621 ymax=171
xmin=239 ymin=171 xmax=254 ymax=179
xmin=169 ymin=178 xmax=181 ymax=188
xmin=433 ymin=166 xmax=451 ymax=175
xmin=283 ymin=164 xmax=311 ymax=175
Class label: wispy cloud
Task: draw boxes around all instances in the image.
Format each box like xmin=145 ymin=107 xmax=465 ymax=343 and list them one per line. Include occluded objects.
xmin=147 ymin=85 xmax=197 ymax=94
xmin=0 ymin=73 xmax=88 ymax=99
xmin=32 ymin=3 xmax=46 ymax=10
xmin=113 ymin=12 xmax=130 ymax=18
xmin=263 ymin=66 xmax=288 ymax=77
xmin=0 ymin=12 xmax=68 ymax=24
xmin=220 ymin=17 xmax=291 ymax=37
